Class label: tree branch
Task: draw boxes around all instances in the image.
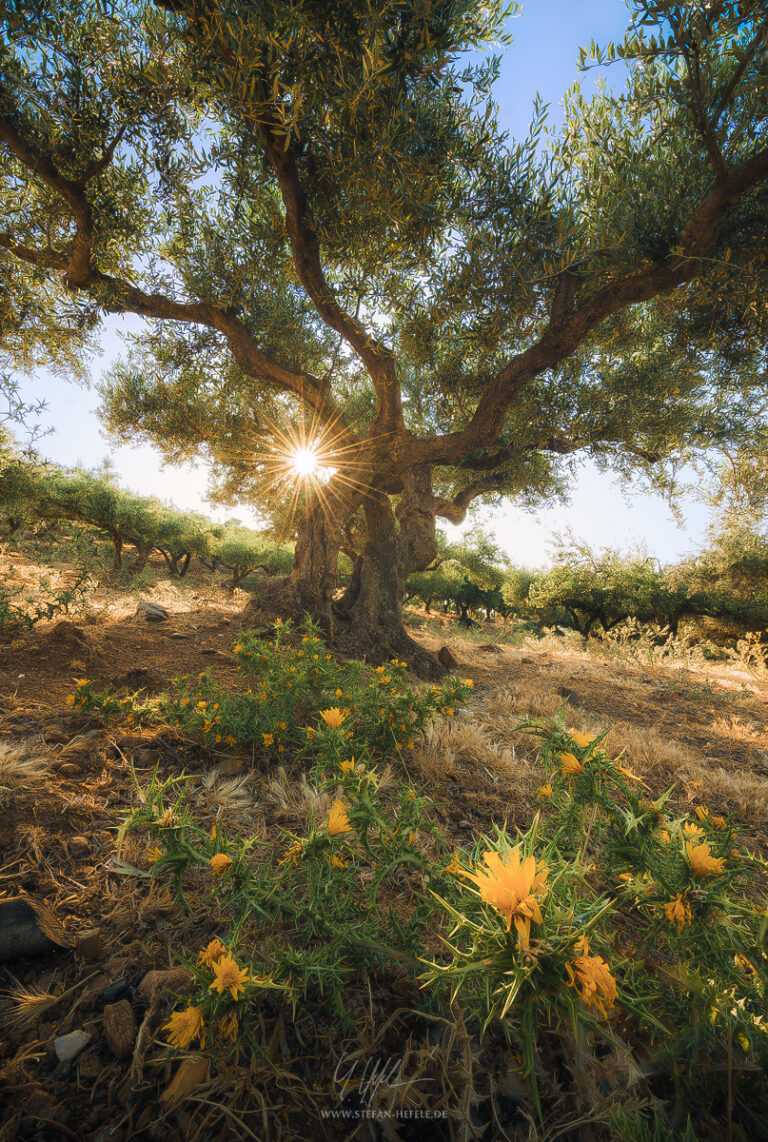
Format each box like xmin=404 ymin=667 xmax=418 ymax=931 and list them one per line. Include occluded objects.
xmin=0 ymin=107 xmax=94 ymax=285
xmin=711 ymin=13 xmax=768 ymax=129
xmin=256 ymin=117 xmax=402 ymax=431
xmin=414 ymin=146 xmax=768 ymax=469
xmin=0 ymin=88 xmax=355 ymax=434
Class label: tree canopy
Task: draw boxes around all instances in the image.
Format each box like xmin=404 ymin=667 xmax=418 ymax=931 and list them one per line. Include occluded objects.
xmin=2 ymin=0 xmax=768 ymax=671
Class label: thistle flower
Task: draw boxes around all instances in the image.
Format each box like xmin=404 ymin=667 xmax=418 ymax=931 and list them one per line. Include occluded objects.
xmin=262 ymin=732 xmax=274 ymax=746
xmin=278 ymin=840 xmax=304 ymax=866
xmin=320 ymin=708 xmax=346 ymax=729
xmin=339 ymin=759 xmax=355 ymax=776
xmin=198 ymin=938 xmax=227 ymax=967
xmin=664 ymin=893 xmax=692 ymax=930
xmin=560 ymin=752 xmax=583 ymax=777
xmin=570 ymin=731 xmax=595 ymax=750
xmin=209 ymin=954 xmax=249 ymax=1000
xmin=327 ymin=799 xmax=351 ymax=836
xmin=452 ymin=846 xmax=549 ymax=947
xmin=163 ymin=1004 xmax=205 ymax=1049
xmin=566 ymin=937 xmax=618 ymax=1018
xmin=209 ymin=853 xmax=233 ymax=876
xmin=685 ymin=841 xmax=726 ymax=877
xmin=147 ymin=846 xmax=163 ymax=864
xmin=536 ymin=783 xmax=553 ymax=799
xmin=218 ymin=1011 xmax=239 ymax=1043
xmin=682 ymin=822 xmax=704 ymax=839
xmin=158 ymin=809 xmax=176 ymax=827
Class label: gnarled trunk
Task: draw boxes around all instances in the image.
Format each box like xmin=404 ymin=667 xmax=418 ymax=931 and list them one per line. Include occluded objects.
xmin=244 ymin=467 xmax=447 ymax=677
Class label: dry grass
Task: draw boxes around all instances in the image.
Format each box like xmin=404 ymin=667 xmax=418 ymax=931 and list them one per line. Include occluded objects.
xmin=0 ymin=741 xmax=52 ymax=804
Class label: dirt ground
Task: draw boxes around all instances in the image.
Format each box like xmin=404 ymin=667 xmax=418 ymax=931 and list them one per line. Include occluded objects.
xmin=1 ymin=582 xmax=768 ymax=1140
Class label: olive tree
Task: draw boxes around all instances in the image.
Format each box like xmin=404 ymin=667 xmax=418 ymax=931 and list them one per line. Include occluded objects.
xmin=2 ymin=0 xmax=768 ymax=673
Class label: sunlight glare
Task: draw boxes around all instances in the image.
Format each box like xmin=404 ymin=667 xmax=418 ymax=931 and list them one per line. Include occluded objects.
xmin=290 ymin=446 xmax=321 ymax=479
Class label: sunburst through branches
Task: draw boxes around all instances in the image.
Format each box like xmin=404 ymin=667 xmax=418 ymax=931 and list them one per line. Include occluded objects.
xmin=224 ymin=411 xmax=388 ymax=542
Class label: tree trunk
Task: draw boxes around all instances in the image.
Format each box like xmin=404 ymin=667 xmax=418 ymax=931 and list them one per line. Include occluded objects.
xmin=129 ymin=539 xmax=153 ymax=574
xmin=242 ymin=469 xmax=447 ymax=677
xmin=108 ymin=529 xmax=123 ymax=571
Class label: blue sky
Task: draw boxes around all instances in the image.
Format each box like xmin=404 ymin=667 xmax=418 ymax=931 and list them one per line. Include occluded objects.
xmin=13 ymin=0 xmax=714 ymax=568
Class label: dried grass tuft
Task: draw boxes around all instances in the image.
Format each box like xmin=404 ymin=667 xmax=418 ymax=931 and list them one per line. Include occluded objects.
xmin=0 ymin=985 xmax=59 ymax=1031
xmin=0 ymin=742 xmax=52 ymax=803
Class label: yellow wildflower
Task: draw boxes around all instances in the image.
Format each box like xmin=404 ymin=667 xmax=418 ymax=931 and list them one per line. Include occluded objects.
xmin=197 ymin=701 xmax=207 ymax=710
xmin=320 ymin=707 xmax=346 ymax=729
xmin=452 ymin=846 xmax=549 ymax=947
xmin=218 ymin=1011 xmax=239 ymax=1043
xmin=331 ymin=854 xmax=348 ymax=869
xmin=147 ymin=845 xmax=163 ymax=864
xmin=566 ymin=937 xmax=618 ymax=1017
xmin=570 ymin=731 xmax=596 ymax=751
xmin=209 ymin=824 xmax=217 ymax=841
xmin=65 ymin=694 xmax=75 ymax=706
xmin=682 ymin=822 xmax=704 ymax=839
xmin=464 ymin=678 xmax=474 ymax=687
xmin=163 ymin=1004 xmax=205 ymax=1049
xmin=233 ymin=644 xmax=243 ymax=654
xmin=209 ymin=853 xmax=233 ymax=876
xmin=686 ymin=841 xmax=725 ymax=877
xmin=262 ymin=732 xmax=274 ymax=746
xmin=712 ymin=815 xmax=727 ymax=830
xmin=327 ymin=799 xmax=351 ymax=836
xmin=335 ymin=689 xmax=343 ymax=698
xmin=560 ymin=752 xmax=583 ymax=777
xmin=339 ymin=759 xmax=355 ymax=776
xmin=278 ymin=840 xmax=304 ymax=866
xmin=209 ymin=954 xmax=249 ymax=1000
xmin=664 ymin=893 xmax=692 ymax=930
xmin=536 ymin=783 xmax=553 ymax=799
xmin=198 ymin=937 xmax=227 ymax=967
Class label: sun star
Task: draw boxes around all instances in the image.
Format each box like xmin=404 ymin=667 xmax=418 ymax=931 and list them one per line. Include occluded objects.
xmin=290 ymin=445 xmax=320 ymax=478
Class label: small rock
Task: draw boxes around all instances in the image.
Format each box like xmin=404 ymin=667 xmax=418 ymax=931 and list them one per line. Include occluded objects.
xmin=78 ymin=1051 xmax=102 ymax=1080
xmin=477 ymin=643 xmax=502 ymax=654
xmin=166 ymin=631 xmax=189 ymax=640
xmin=94 ymin=981 xmax=133 ymax=1009
xmin=160 ymin=1057 xmax=209 ymax=1107
xmin=0 ymin=897 xmax=72 ymax=962
xmin=59 ymin=763 xmax=82 ymax=777
xmin=138 ymin=967 xmax=195 ymax=1004
xmin=103 ymin=999 xmax=137 ymax=1060
xmin=557 ymin=686 xmax=580 ymax=703
xmin=218 ymin=756 xmax=245 ymax=776
xmin=80 ymin=973 xmax=111 ymax=1008
xmin=437 ymin=645 xmax=459 ymax=670
xmin=70 ymin=836 xmax=90 ymax=855
xmin=44 ymin=728 xmax=69 ymax=744
xmin=54 ymin=1029 xmax=91 ymax=1063
xmin=519 ymin=657 xmax=534 ymax=664
xmin=135 ymin=601 xmax=169 ymax=623
xmin=75 ymin=930 xmax=101 ymax=960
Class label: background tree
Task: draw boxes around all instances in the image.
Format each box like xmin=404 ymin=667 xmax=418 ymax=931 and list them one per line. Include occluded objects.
xmin=2 ymin=1 xmax=768 ymax=672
